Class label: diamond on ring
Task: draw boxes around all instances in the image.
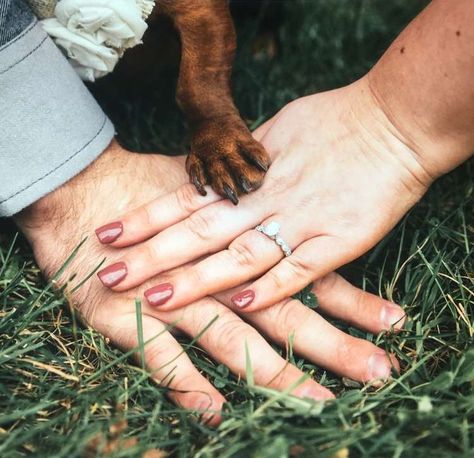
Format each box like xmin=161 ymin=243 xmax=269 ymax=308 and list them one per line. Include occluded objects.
xmin=255 ymin=221 xmax=292 ymax=257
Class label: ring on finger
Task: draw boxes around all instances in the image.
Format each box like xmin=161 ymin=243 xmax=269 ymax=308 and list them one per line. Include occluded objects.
xmin=255 ymin=221 xmax=292 ymax=257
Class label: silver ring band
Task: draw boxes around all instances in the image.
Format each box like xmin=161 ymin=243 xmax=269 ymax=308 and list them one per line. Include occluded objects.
xmin=255 ymin=221 xmax=292 ymax=257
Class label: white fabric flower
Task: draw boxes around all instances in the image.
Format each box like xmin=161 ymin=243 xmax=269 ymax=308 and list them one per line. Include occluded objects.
xmin=41 ymin=0 xmax=149 ymax=81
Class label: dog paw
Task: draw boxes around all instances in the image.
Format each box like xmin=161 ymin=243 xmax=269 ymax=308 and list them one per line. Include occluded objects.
xmin=186 ymin=117 xmax=271 ymax=204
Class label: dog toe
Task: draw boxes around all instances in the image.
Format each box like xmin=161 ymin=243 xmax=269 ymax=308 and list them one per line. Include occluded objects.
xmin=240 ymin=140 xmax=271 ymax=172
xmin=186 ymin=154 xmax=208 ymax=196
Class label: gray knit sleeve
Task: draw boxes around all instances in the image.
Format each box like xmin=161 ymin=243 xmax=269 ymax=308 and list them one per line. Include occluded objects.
xmin=0 ymin=0 xmax=115 ymax=216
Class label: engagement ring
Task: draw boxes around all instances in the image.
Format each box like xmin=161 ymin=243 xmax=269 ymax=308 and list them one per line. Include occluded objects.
xmin=255 ymin=221 xmax=292 ymax=257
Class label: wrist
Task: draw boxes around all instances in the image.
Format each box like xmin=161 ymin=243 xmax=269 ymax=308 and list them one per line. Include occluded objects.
xmin=14 ymin=140 xmax=125 ymax=239
xmin=367 ymin=59 xmax=474 ymax=180
xmin=347 ymin=76 xmax=435 ymax=195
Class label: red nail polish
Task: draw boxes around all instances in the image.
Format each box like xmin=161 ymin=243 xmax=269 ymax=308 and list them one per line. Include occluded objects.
xmin=95 ymin=221 xmax=123 ymax=244
xmin=97 ymin=262 xmax=127 ymax=287
xmin=145 ymin=283 xmax=174 ymax=306
xmin=231 ymin=290 xmax=255 ymax=308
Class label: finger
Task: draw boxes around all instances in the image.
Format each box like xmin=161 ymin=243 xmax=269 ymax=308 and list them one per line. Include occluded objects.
xmin=311 ymin=272 xmax=406 ymax=333
xmin=214 ymin=292 xmax=400 ymax=385
xmin=142 ymin=220 xmax=308 ymax=310
xmin=105 ymin=311 xmax=226 ymax=425
xmin=230 ymin=236 xmax=349 ymax=312
xmin=147 ymin=298 xmax=335 ymax=401
xmin=94 ymin=183 xmax=222 ymax=247
xmin=98 ymin=200 xmax=269 ymax=292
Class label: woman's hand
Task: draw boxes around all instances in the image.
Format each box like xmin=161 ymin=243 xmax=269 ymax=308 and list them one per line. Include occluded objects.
xmin=95 ymin=77 xmax=431 ymax=312
xmin=16 ymin=143 xmax=402 ymax=426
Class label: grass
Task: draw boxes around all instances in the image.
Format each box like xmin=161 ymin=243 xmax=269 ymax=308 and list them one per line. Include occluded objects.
xmin=1 ymin=1 xmax=473 ymax=456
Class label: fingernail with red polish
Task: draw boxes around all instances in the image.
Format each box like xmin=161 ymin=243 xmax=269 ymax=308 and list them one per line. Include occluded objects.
xmin=145 ymin=283 xmax=174 ymax=307
xmin=97 ymin=262 xmax=127 ymax=287
xmin=95 ymin=221 xmax=123 ymax=244
xmin=231 ymin=290 xmax=255 ymax=308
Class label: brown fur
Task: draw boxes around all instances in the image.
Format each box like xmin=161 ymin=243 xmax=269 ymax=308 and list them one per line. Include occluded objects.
xmin=151 ymin=0 xmax=271 ymax=204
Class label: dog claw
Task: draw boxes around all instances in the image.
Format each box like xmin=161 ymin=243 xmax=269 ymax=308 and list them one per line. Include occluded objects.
xmin=190 ymin=165 xmax=207 ymax=196
xmin=239 ymin=177 xmax=253 ymax=193
xmin=191 ymin=173 xmax=207 ymax=196
xmin=223 ymin=184 xmax=239 ymax=205
xmin=251 ymin=156 xmax=269 ymax=172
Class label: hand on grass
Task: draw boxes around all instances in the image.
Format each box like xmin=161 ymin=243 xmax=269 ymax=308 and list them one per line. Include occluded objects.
xmin=95 ymin=78 xmax=431 ymax=312
xmin=16 ymin=140 xmax=403 ymax=425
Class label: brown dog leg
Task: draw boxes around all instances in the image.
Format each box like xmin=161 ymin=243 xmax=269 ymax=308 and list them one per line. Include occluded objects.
xmin=155 ymin=0 xmax=271 ymax=204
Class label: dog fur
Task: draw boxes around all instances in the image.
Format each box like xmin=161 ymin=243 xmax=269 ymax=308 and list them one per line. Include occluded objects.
xmin=151 ymin=0 xmax=271 ymax=204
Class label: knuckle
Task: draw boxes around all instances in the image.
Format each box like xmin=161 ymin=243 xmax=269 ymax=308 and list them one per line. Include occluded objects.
xmin=228 ymin=238 xmax=259 ymax=268
xmin=210 ymin=314 xmax=253 ymax=357
xmin=187 ymin=265 xmax=210 ymax=289
xmin=143 ymin=201 xmax=158 ymax=228
xmin=266 ymin=269 xmax=287 ymax=291
xmin=285 ymin=255 xmax=314 ymax=278
xmin=144 ymin=240 xmax=161 ymax=265
xmin=353 ymin=289 xmax=368 ymax=318
xmin=271 ymin=299 xmax=301 ymax=341
xmin=313 ymin=272 xmax=339 ymax=296
xmin=169 ymin=371 xmax=196 ymax=392
xmin=143 ymin=340 xmax=169 ymax=371
xmin=335 ymin=335 xmax=356 ymax=373
xmin=188 ymin=298 xmax=223 ymax=332
xmin=76 ymin=287 xmax=100 ymax=325
xmin=263 ymin=362 xmax=294 ymax=390
xmin=184 ymin=211 xmax=214 ymax=242
xmin=176 ymin=184 xmax=200 ymax=214
xmin=131 ymin=241 xmax=161 ymax=273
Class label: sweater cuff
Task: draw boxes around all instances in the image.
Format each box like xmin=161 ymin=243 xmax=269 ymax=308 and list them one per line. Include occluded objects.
xmin=0 ymin=20 xmax=115 ymax=216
